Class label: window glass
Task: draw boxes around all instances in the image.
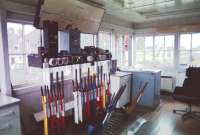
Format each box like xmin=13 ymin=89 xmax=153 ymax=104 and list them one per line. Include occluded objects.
xmin=145 ymin=36 xmax=153 ymax=65
xmin=80 ymin=33 xmax=96 ymax=48
xmin=135 ymin=37 xmax=145 ymax=65
xmin=7 ymin=23 xmax=23 ymax=54
xmin=155 ymin=36 xmax=164 ymax=51
xmin=164 ymin=35 xmax=174 ymax=65
xmin=179 ymin=34 xmax=191 ymax=66
xmin=99 ymin=31 xmax=111 ymax=50
xmin=192 ymin=33 xmax=200 ymax=50
xmin=136 ymin=37 xmax=145 ymax=51
xmin=7 ymin=22 xmax=43 ymax=86
xmin=155 ymin=36 xmax=164 ymax=65
xmin=116 ymin=35 xmax=124 ymax=66
xmin=135 ymin=35 xmax=174 ymax=75
xmin=110 ymin=34 xmax=116 ymax=59
xmin=165 ymin=35 xmax=174 ymax=51
xmin=24 ymin=25 xmax=41 ymax=54
xmin=191 ymin=51 xmax=200 ymax=65
xmin=180 ymin=34 xmax=191 ymax=50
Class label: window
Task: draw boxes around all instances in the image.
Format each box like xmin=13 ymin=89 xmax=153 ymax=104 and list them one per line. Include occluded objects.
xmin=179 ymin=34 xmax=191 ymax=65
xmin=7 ymin=22 xmax=43 ymax=86
xmin=164 ymin=35 xmax=174 ymax=65
xmin=99 ymin=31 xmax=111 ymax=50
xmin=155 ymin=36 xmax=165 ymax=65
xmin=191 ymin=33 xmax=200 ymax=65
xmin=145 ymin=36 xmax=153 ymax=65
xmin=135 ymin=35 xmax=174 ymax=75
xmin=98 ymin=31 xmax=132 ymax=67
xmin=80 ymin=33 xmax=96 ymax=48
xmin=98 ymin=31 xmax=116 ymax=60
xmin=135 ymin=36 xmax=154 ymax=66
xmin=135 ymin=37 xmax=145 ymax=65
xmin=179 ymin=33 xmax=200 ymax=66
xmin=116 ymin=35 xmax=124 ymax=66
xmin=155 ymin=35 xmax=174 ymax=66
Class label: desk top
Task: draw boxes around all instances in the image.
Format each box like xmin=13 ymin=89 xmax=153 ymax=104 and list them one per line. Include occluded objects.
xmin=0 ymin=94 xmax=20 ymax=108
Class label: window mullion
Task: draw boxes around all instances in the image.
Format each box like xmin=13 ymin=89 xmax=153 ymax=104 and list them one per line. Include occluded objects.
xmin=163 ymin=35 xmax=165 ymax=64
xmin=190 ymin=33 xmax=192 ymax=65
xmin=153 ymin=35 xmax=155 ymax=66
xmin=144 ymin=37 xmax=146 ymax=65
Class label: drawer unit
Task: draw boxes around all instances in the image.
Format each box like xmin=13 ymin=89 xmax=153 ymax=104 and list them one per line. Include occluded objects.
xmin=0 ymin=105 xmax=20 ymax=123
xmin=0 ymin=117 xmax=21 ymax=135
xmin=0 ymin=94 xmax=21 ymax=135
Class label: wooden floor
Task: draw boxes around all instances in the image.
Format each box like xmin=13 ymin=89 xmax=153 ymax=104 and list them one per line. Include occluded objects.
xmin=130 ymin=97 xmax=200 ymax=135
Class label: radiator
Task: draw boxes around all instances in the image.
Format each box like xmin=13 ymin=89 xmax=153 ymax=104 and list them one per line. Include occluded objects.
xmin=161 ymin=76 xmax=176 ymax=92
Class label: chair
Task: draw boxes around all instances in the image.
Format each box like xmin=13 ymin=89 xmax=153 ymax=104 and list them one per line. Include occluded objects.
xmin=173 ymin=67 xmax=200 ymax=120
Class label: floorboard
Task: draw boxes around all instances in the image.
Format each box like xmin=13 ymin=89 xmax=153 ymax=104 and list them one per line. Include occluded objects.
xmin=132 ymin=97 xmax=200 ymax=135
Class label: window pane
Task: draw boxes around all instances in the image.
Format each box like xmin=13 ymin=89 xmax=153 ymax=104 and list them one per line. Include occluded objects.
xmin=81 ymin=33 xmax=96 ymax=48
xmin=155 ymin=36 xmax=164 ymax=51
xmin=110 ymin=34 xmax=116 ymax=59
xmin=99 ymin=31 xmax=111 ymax=50
xmin=155 ymin=51 xmax=164 ymax=65
xmin=135 ymin=37 xmax=145 ymax=65
xmin=7 ymin=23 xmax=43 ymax=86
xmin=154 ymin=36 xmax=164 ymax=65
xmin=192 ymin=33 xmax=200 ymax=50
xmin=136 ymin=51 xmax=145 ymax=65
xmin=9 ymin=55 xmax=24 ymax=70
xmin=116 ymin=35 xmax=123 ymax=66
xmin=136 ymin=37 xmax=145 ymax=51
xmin=145 ymin=36 xmax=153 ymax=51
xmin=191 ymin=51 xmax=200 ymax=65
xmin=145 ymin=36 xmax=153 ymax=65
xmin=7 ymin=22 xmax=23 ymax=54
xmin=165 ymin=35 xmax=174 ymax=51
xmin=179 ymin=50 xmax=190 ymax=65
xmin=165 ymin=51 xmax=174 ymax=65
xmin=180 ymin=34 xmax=191 ymax=50
xmin=164 ymin=35 xmax=174 ymax=66
xmin=24 ymin=25 xmax=41 ymax=54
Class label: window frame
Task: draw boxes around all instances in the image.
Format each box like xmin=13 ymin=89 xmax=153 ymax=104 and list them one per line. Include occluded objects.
xmin=134 ymin=34 xmax=175 ymax=70
xmin=7 ymin=21 xmax=74 ymax=88
xmin=179 ymin=32 xmax=200 ymax=65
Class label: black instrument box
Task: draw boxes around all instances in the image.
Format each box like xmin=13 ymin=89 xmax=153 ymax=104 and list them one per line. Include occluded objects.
xmin=43 ymin=21 xmax=58 ymax=57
